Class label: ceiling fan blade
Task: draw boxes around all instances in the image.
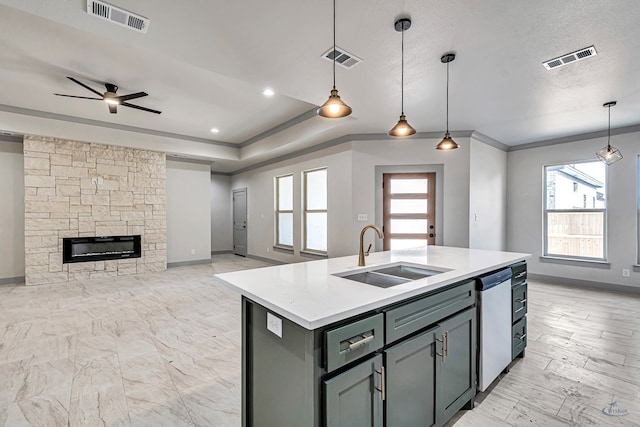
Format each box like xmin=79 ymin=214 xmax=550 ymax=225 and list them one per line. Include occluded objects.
xmin=54 ymin=94 xmax=103 ymax=100
xmin=66 ymin=77 xmax=104 ymax=97
xmin=121 ymin=102 xmax=162 ymax=114
xmin=117 ymin=92 xmax=148 ymax=102
xmin=108 ymin=104 xmax=117 ymax=114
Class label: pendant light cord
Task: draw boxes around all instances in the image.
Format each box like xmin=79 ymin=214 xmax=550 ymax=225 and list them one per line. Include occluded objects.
xmin=607 ymin=104 xmax=611 ymax=149
xmin=401 ymin=25 xmax=404 ymax=115
xmin=332 ymin=0 xmax=336 ymax=90
xmin=446 ymin=61 xmax=450 ymax=133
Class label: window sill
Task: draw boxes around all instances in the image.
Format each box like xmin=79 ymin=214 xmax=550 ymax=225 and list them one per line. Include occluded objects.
xmin=633 ymin=265 xmax=640 ymax=273
xmin=273 ymin=245 xmax=294 ymax=254
xmin=539 ymin=256 xmax=610 ymax=269
xmin=300 ymin=250 xmax=328 ymax=259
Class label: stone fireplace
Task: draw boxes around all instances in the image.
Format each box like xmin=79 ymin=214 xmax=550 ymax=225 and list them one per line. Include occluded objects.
xmin=23 ymin=135 xmax=167 ymax=285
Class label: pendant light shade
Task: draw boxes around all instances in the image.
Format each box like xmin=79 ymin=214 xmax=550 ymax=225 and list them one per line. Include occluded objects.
xmin=317 ymin=0 xmax=352 ymax=119
xmin=389 ymin=18 xmax=416 ymax=137
xmin=596 ymin=101 xmax=623 ymax=165
xmin=436 ymin=53 xmax=459 ymax=150
xmin=318 ymin=88 xmax=352 ymax=118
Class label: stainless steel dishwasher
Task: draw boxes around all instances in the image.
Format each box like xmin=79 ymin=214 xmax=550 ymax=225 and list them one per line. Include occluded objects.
xmin=477 ymin=268 xmax=513 ymax=392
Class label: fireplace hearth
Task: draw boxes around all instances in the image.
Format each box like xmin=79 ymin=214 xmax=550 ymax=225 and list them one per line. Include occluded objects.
xmin=63 ymin=235 xmax=142 ymax=264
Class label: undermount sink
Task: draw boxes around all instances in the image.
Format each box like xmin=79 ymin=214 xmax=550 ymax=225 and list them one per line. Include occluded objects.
xmin=335 ymin=263 xmax=448 ymax=288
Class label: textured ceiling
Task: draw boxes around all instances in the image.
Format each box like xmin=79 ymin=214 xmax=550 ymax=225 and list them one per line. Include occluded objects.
xmin=1 ymin=0 xmax=639 ymax=172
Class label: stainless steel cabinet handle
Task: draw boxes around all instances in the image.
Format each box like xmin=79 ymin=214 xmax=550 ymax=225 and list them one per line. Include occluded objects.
xmin=516 ymin=298 xmax=527 ymax=303
xmin=444 ymin=331 xmax=449 ymax=362
xmin=436 ymin=334 xmax=446 ymax=363
xmin=375 ymin=367 xmax=386 ymax=401
xmin=347 ymin=334 xmax=374 ymax=350
xmin=515 ymin=272 xmax=526 ymax=279
xmin=516 ymin=333 xmax=526 ymax=341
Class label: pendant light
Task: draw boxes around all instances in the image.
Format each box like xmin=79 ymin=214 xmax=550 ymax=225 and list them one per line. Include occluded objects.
xmin=389 ymin=18 xmax=416 ymax=137
xmin=436 ymin=53 xmax=459 ymax=150
xmin=596 ymin=101 xmax=623 ymax=165
xmin=317 ymin=0 xmax=352 ymax=118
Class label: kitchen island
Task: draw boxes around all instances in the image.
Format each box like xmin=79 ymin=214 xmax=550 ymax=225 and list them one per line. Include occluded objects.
xmin=216 ymin=246 xmax=529 ymax=427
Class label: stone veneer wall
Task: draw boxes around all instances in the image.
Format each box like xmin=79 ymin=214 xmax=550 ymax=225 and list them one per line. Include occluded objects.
xmin=23 ymin=135 xmax=167 ymax=285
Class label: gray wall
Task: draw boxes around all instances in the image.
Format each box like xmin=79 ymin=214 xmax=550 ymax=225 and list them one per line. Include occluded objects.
xmin=351 ymin=137 xmax=471 ymax=250
xmin=0 ymin=140 xmax=24 ymax=282
xmin=230 ymin=136 xmax=477 ymax=262
xmin=469 ymin=137 xmax=507 ymax=250
xmin=231 ymin=144 xmax=353 ymax=262
xmin=507 ymin=131 xmax=639 ymax=289
xmin=166 ymin=160 xmax=211 ymax=263
xmin=211 ymin=174 xmax=233 ymax=252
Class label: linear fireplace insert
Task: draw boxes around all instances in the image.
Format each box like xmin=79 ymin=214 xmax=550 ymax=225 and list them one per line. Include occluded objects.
xmin=62 ymin=235 xmax=141 ymax=263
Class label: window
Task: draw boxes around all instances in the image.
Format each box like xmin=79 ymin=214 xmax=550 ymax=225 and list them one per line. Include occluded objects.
xmin=544 ymin=161 xmax=607 ymax=260
xmin=275 ymin=175 xmax=293 ymax=248
xmin=303 ymin=168 xmax=327 ymax=253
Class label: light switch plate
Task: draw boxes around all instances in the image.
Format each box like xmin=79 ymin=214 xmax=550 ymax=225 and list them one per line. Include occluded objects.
xmin=267 ymin=312 xmax=283 ymax=338
xmin=357 ymin=213 xmax=368 ymax=221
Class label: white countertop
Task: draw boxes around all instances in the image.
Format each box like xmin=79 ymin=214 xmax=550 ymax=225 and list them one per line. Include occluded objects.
xmin=215 ymin=246 xmax=530 ymax=330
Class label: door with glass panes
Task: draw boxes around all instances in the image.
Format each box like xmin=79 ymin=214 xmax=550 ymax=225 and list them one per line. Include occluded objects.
xmin=383 ymin=173 xmax=436 ymax=250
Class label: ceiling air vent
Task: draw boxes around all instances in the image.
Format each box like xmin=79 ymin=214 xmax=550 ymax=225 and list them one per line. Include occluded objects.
xmin=543 ymin=46 xmax=597 ymax=70
xmin=322 ymin=47 xmax=362 ymax=69
xmin=86 ymin=0 xmax=149 ymax=34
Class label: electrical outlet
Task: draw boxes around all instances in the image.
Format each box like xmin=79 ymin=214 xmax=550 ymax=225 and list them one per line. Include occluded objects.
xmin=190 ymin=249 xmax=196 ymax=255
xmin=267 ymin=313 xmax=282 ymax=338
xmin=357 ymin=213 xmax=368 ymax=221
xmin=266 ymin=247 xmax=270 ymax=252
xmin=622 ymin=269 xmax=631 ymax=277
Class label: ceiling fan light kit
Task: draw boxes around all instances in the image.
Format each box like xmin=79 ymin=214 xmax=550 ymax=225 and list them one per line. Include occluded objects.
xmin=54 ymin=76 xmax=161 ymax=114
xmin=596 ymin=101 xmax=623 ymax=165
xmin=389 ymin=18 xmax=416 ymax=137
xmin=317 ymin=0 xmax=352 ymax=119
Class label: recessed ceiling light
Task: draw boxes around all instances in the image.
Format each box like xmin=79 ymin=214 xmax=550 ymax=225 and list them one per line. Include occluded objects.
xmin=210 ymin=128 xmax=219 ymax=133
xmin=262 ymin=88 xmax=275 ymax=97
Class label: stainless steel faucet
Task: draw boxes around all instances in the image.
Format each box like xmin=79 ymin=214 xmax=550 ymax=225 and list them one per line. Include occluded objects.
xmin=358 ymin=224 xmax=384 ymax=266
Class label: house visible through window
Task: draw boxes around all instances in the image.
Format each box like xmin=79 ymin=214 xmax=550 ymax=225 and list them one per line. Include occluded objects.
xmin=275 ymin=174 xmax=293 ymax=248
xmin=544 ymin=161 xmax=607 ymax=260
xmin=303 ymin=168 xmax=327 ymax=253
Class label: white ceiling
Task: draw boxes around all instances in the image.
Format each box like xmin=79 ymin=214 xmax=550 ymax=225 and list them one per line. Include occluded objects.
xmin=1 ymin=0 xmax=639 ymax=172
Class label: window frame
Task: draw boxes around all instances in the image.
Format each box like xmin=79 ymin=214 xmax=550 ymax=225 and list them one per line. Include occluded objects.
xmin=274 ymin=174 xmax=294 ymax=249
xmin=302 ymin=167 xmax=328 ymax=255
xmin=543 ymin=160 xmax=608 ymax=262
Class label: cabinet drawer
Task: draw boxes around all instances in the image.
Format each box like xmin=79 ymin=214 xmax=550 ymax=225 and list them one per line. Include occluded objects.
xmin=512 ymin=316 xmax=527 ymax=359
xmin=512 ymin=281 xmax=528 ymax=323
xmin=385 ymin=281 xmax=475 ymax=344
xmin=325 ymin=313 xmax=384 ymax=373
xmin=511 ymin=261 xmax=527 ymax=285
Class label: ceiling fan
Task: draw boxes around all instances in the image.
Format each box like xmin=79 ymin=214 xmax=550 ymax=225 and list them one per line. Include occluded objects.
xmin=54 ymin=76 xmax=161 ymax=114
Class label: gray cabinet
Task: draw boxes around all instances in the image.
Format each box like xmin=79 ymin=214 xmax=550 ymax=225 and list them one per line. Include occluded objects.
xmin=385 ymin=326 xmax=438 ymax=427
xmin=510 ymin=262 xmax=528 ymax=359
xmin=437 ymin=307 xmax=476 ymax=423
xmin=324 ymin=354 xmax=384 ymax=427
xmin=241 ymin=275 xmax=488 ymax=427
xmin=384 ymin=307 xmax=476 ymax=427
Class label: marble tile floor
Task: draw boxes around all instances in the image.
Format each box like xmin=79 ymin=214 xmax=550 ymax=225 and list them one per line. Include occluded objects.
xmin=1 ymin=254 xmax=639 ymax=426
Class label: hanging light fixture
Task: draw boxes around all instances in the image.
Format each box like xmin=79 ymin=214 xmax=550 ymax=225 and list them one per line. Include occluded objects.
xmin=317 ymin=0 xmax=352 ymax=118
xmin=436 ymin=53 xmax=459 ymax=150
xmin=596 ymin=101 xmax=623 ymax=165
xmin=389 ymin=18 xmax=416 ymax=137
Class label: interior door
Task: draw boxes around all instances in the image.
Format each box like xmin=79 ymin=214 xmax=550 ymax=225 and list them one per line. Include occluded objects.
xmin=383 ymin=173 xmax=436 ymax=250
xmin=233 ymin=188 xmax=247 ymax=257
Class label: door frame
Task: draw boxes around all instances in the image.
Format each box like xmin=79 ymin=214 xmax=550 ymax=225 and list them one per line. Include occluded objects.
xmin=375 ymin=165 xmax=444 ymax=251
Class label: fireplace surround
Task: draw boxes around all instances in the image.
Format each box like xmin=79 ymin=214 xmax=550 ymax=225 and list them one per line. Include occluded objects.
xmin=63 ymin=235 xmax=142 ymax=264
